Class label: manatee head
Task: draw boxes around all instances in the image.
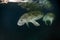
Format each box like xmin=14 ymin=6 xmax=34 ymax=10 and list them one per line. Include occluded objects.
xmin=17 ymin=19 xmax=26 ymax=26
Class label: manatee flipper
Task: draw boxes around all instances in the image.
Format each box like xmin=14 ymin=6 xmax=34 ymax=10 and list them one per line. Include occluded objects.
xmin=26 ymin=22 xmax=30 ymax=27
xmin=30 ymin=20 xmax=40 ymax=26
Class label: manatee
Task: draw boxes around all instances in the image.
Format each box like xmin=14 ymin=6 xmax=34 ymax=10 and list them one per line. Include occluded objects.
xmin=17 ymin=11 xmax=44 ymax=27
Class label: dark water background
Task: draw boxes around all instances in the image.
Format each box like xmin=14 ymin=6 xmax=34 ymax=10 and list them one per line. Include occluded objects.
xmin=0 ymin=0 xmax=60 ymax=40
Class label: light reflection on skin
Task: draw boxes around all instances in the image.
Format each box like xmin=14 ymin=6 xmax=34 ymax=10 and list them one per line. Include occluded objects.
xmin=0 ymin=0 xmax=29 ymax=4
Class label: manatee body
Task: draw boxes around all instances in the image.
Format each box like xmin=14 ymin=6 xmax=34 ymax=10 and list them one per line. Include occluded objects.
xmin=17 ymin=11 xmax=44 ymax=27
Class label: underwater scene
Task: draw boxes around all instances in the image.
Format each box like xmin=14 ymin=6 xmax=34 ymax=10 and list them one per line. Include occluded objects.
xmin=0 ymin=0 xmax=60 ymax=40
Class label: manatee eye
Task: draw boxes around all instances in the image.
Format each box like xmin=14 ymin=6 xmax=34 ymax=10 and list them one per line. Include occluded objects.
xmin=21 ymin=19 xmax=24 ymax=21
xmin=21 ymin=20 xmax=23 ymax=21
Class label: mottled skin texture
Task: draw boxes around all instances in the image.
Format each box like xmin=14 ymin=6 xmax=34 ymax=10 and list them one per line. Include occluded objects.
xmin=20 ymin=11 xmax=44 ymax=21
